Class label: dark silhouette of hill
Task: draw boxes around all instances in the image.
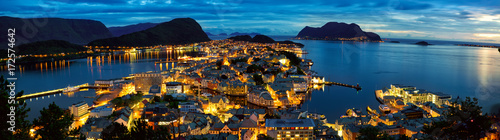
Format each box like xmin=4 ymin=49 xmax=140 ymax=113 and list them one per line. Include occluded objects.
xmin=15 ymin=40 xmax=86 ymax=55
xmin=296 ymin=22 xmax=381 ymax=41
xmin=0 ymin=16 xmax=112 ymax=49
xmin=87 ymin=18 xmax=210 ymax=47
xmin=108 ymin=22 xmax=160 ymax=37
xmin=228 ymin=35 xmax=304 ymax=47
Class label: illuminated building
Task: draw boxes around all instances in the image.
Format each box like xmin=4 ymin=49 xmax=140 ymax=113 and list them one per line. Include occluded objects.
xmin=69 ymin=101 xmax=89 ymax=120
xmin=165 ymin=82 xmax=183 ymax=94
xmin=265 ymin=119 xmax=315 ymax=140
xmin=377 ymin=84 xmax=452 ymax=107
xmin=134 ymin=72 xmax=163 ymax=94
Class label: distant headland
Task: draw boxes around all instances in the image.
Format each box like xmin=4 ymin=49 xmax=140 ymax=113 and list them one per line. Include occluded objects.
xmin=295 ymin=22 xmax=382 ymax=42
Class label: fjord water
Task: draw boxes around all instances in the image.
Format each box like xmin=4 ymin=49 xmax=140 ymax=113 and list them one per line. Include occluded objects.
xmin=2 ymin=40 xmax=500 ymax=121
xmin=296 ymin=40 xmax=500 ymax=120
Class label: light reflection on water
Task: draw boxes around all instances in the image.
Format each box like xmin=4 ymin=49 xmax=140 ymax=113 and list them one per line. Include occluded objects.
xmin=1 ymin=50 xmax=198 ymax=121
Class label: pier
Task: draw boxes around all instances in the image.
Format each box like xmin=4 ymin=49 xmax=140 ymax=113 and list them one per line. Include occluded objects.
xmin=323 ymin=81 xmax=362 ymax=91
xmin=17 ymin=83 xmax=109 ymax=99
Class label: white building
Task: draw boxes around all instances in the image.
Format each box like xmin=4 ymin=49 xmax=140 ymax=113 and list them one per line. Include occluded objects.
xmin=69 ymin=101 xmax=89 ymax=120
xmin=165 ymin=82 xmax=183 ymax=94
xmin=89 ymin=105 xmax=114 ymax=118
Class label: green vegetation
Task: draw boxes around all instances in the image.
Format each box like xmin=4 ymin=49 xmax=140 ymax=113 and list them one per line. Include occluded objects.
xmin=111 ymin=93 xmax=144 ymax=108
xmin=102 ymin=122 xmax=130 ymax=140
xmin=257 ymin=134 xmax=274 ymax=140
xmin=246 ymin=64 xmax=264 ymax=73
xmin=253 ymin=74 xmax=264 ymax=85
xmin=230 ymin=58 xmax=246 ymax=64
xmin=356 ymin=125 xmax=394 ymax=140
xmin=33 ymin=102 xmax=75 ymax=140
xmin=423 ymin=97 xmax=492 ymax=139
xmin=279 ymin=51 xmax=301 ymax=66
xmin=102 ymin=119 xmax=171 ymax=140
xmin=0 ymin=76 xmax=31 ymax=140
xmin=16 ymin=40 xmax=87 ymax=55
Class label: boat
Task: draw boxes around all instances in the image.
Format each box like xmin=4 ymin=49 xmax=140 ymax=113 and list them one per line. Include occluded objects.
xmin=379 ymin=104 xmax=391 ymax=114
xmin=63 ymin=85 xmax=79 ymax=93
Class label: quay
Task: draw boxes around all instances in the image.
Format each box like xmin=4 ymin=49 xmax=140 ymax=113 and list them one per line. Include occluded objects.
xmin=17 ymin=83 xmax=109 ymax=99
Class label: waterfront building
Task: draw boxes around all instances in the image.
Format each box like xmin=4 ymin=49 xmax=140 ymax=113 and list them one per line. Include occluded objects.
xmin=377 ymin=84 xmax=452 ymax=107
xmin=265 ymin=118 xmax=315 ymax=140
xmin=69 ymin=101 xmax=89 ymax=120
xmin=135 ymin=72 xmax=163 ymax=94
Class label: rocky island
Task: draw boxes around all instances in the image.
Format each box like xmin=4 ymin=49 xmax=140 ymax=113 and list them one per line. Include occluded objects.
xmin=415 ymin=41 xmax=432 ymax=45
xmin=295 ymin=22 xmax=382 ymax=41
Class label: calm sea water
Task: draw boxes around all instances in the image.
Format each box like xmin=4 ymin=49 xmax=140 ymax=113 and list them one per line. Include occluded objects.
xmin=2 ymin=39 xmax=500 ymax=122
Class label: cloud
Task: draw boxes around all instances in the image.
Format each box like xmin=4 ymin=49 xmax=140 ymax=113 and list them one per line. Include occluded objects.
xmin=391 ymin=0 xmax=432 ymax=10
xmin=1 ymin=0 xmax=500 ymax=43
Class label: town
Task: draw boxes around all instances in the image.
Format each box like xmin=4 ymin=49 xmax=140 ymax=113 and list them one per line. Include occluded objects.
xmin=22 ymin=39 xmax=500 ymax=140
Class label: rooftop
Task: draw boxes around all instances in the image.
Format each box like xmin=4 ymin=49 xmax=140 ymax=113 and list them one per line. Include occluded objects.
xmin=265 ymin=118 xmax=315 ymax=128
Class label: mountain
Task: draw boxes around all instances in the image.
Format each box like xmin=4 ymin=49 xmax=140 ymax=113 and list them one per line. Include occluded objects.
xmin=252 ymin=35 xmax=275 ymax=43
xmin=108 ymin=22 xmax=159 ymax=37
xmin=230 ymin=32 xmax=262 ymax=36
xmin=87 ymin=18 xmax=211 ymax=47
xmin=228 ymin=35 xmax=253 ymax=42
xmin=206 ymin=32 xmax=229 ymax=36
xmin=205 ymin=32 xmax=216 ymax=36
xmin=296 ymin=22 xmax=381 ymax=41
xmin=15 ymin=40 xmax=86 ymax=55
xmin=0 ymin=16 xmax=112 ymax=49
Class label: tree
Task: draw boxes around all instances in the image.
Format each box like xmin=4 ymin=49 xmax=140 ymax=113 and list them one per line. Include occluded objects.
xmin=101 ymin=122 xmax=130 ymax=140
xmin=163 ymin=95 xmax=174 ymax=102
xmin=68 ymin=126 xmax=82 ymax=139
xmin=151 ymin=96 xmax=162 ymax=104
xmin=0 ymin=76 xmax=31 ymax=140
xmin=423 ymin=97 xmax=492 ymax=140
xmin=33 ymin=102 xmax=74 ymax=140
xmin=130 ymin=119 xmax=154 ymax=140
xmin=252 ymin=74 xmax=264 ymax=85
xmin=257 ymin=134 xmax=274 ymax=140
xmin=356 ymin=125 xmax=394 ymax=140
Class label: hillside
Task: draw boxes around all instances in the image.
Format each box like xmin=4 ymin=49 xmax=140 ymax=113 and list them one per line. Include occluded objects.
xmin=87 ymin=18 xmax=210 ymax=47
xmin=108 ymin=22 xmax=160 ymax=37
xmin=0 ymin=16 xmax=112 ymax=48
xmin=15 ymin=40 xmax=86 ymax=55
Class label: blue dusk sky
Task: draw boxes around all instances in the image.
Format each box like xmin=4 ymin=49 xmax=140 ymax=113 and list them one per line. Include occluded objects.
xmin=1 ymin=0 xmax=500 ymax=43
